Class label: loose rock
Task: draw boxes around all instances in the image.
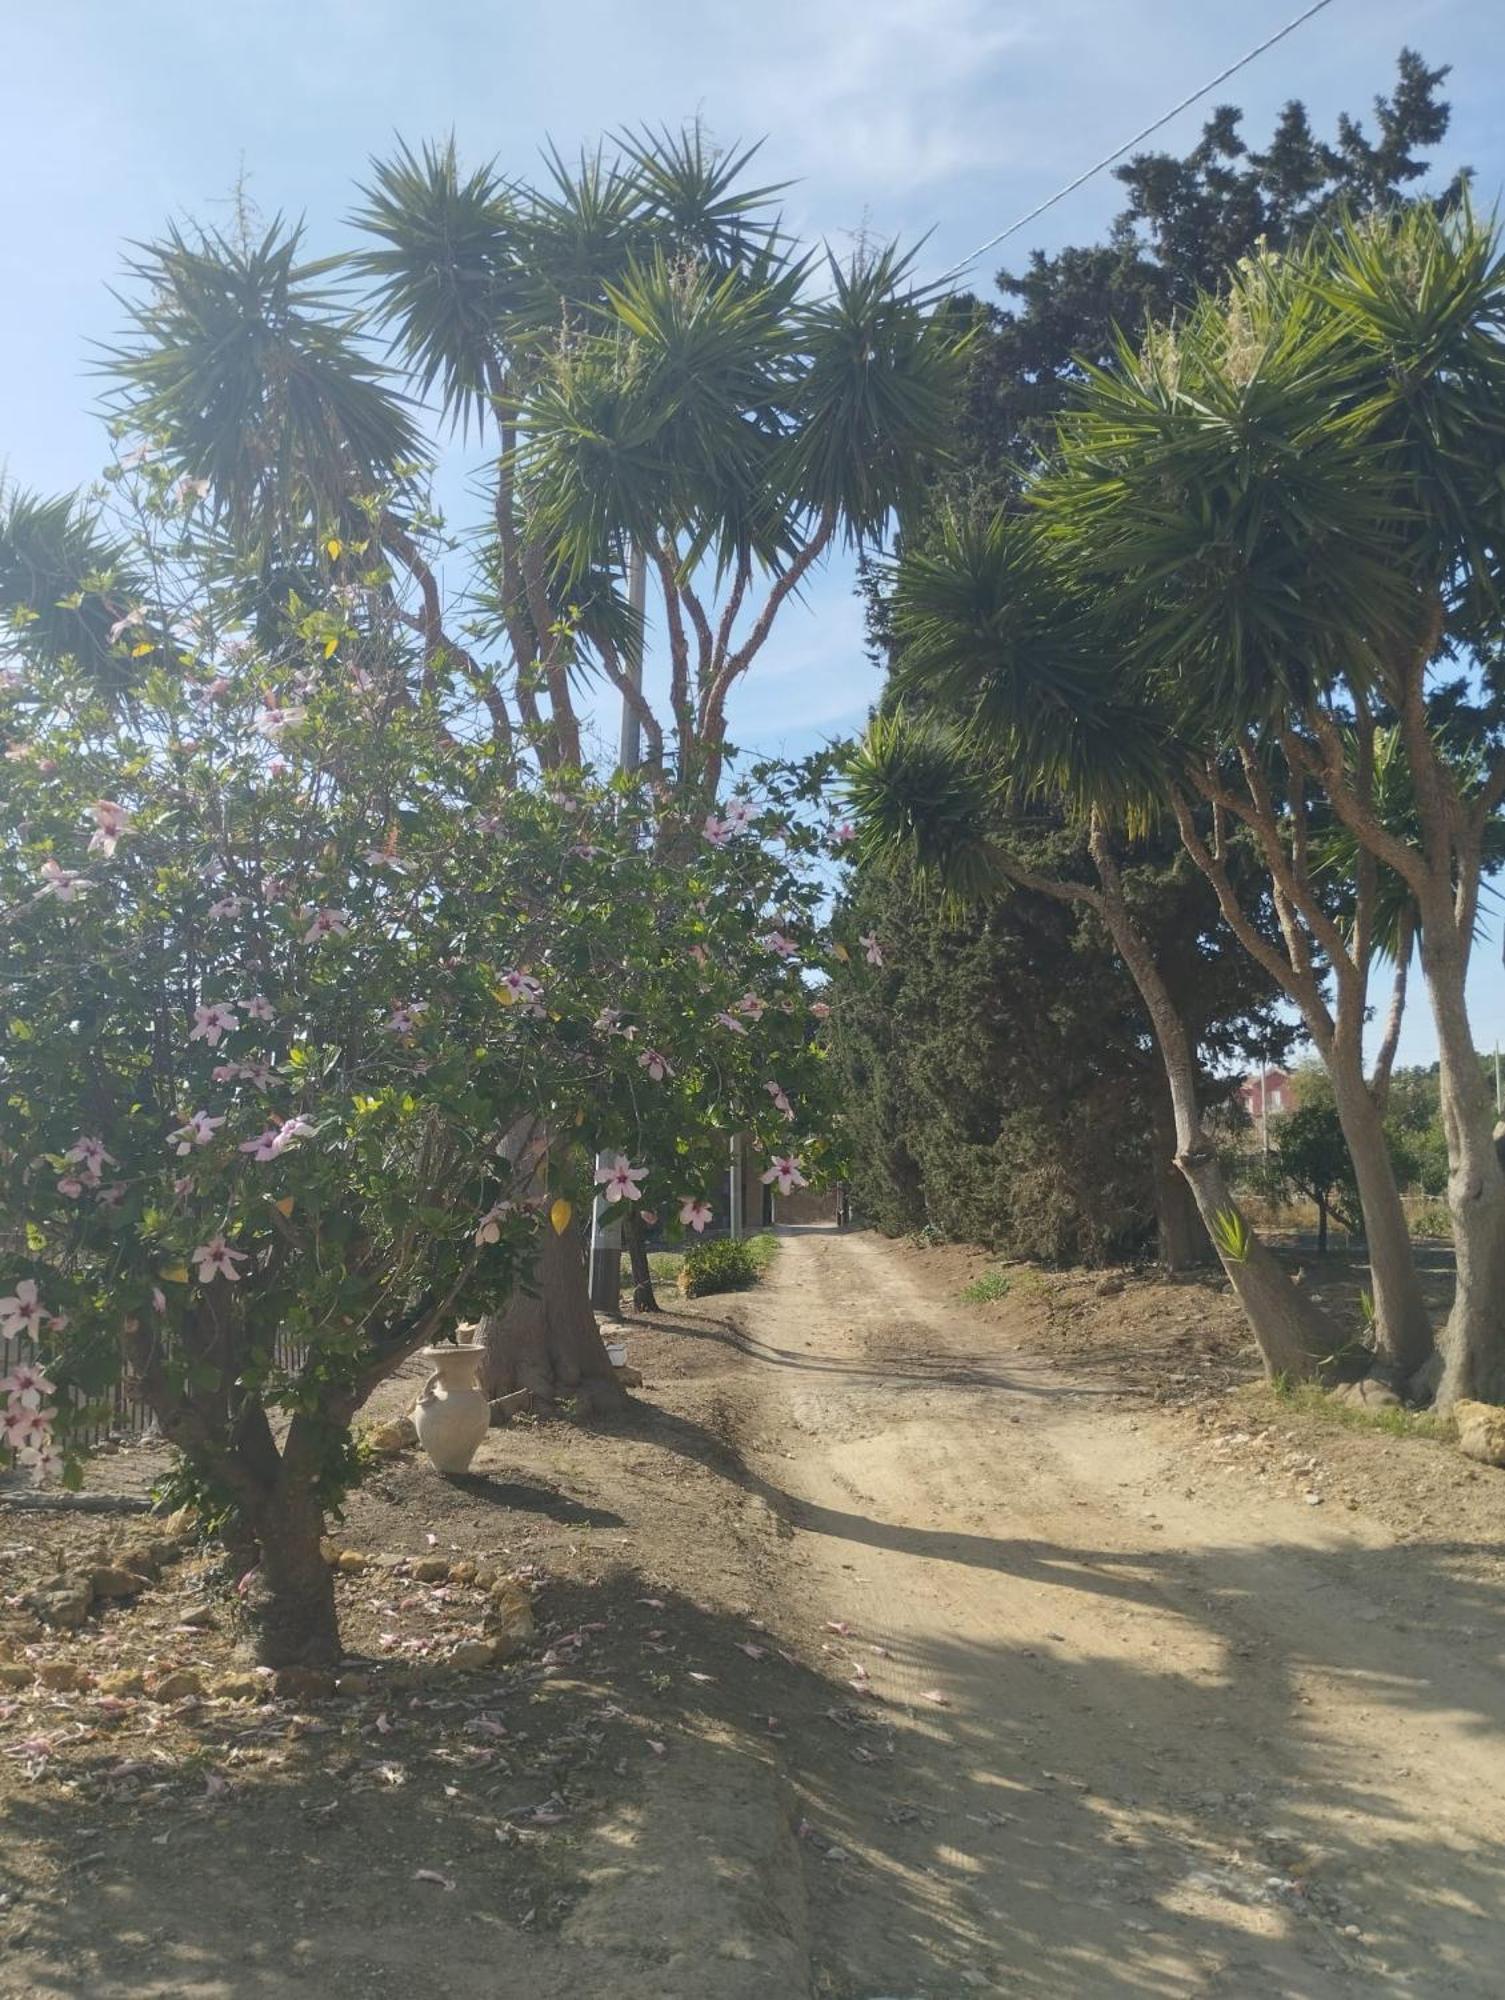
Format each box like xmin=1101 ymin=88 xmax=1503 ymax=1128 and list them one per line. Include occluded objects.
xmin=151 ymin=1668 xmax=204 ymax=1703
xmin=91 ymin=1565 xmax=148 ymax=1600
xmin=449 ymin=1638 xmax=499 ymax=1670
xmin=1453 ymin=1399 xmax=1505 ymax=1468
xmin=35 ymin=1660 xmax=88 ymax=1692
xmin=1329 ymin=1379 xmax=1403 ymax=1412
xmin=484 ymin=1580 xmax=536 ymax=1658
xmin=271 ymin=1666 xmax=337 ymax=1703
xmin=33 ymin=1581 xmax=94 ymax=1630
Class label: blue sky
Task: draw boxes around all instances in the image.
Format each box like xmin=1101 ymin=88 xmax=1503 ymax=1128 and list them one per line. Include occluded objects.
xmin=3 ymin=0 xmax=1503 ymax=1067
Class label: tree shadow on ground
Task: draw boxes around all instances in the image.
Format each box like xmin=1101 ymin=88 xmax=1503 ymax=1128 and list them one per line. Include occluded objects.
xmin=618 ymin=1300 xmax=1127 ymax=1399
xmin=444 ymin=1472 xmax=625 ymax=1528
xmin=5 ymin=1541 xmax=1501 ymax=1998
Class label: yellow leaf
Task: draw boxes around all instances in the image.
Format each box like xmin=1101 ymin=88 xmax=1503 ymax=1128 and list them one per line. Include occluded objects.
xmin=574 ymin=1107 xmax=585 ymax=1125
xmin=130 ymin=641 xmax=154 ymax=657
xmin=549 ymin=1198 xmax=573 ymax=1236
xmin=492 ymin=984 xmax=515 ymax=1006
xmin=274 ymin=1196 xmax=295 ymax=1216
xmin=832 ymin=942 xmax=850 ymax=963
xmin=160 ymin=1265 xmax=190 ymax=1284
xmin=325 ymin=537 xmax=343 ymax=560
xmin=323 ymin=635 xmax=339 ymax=658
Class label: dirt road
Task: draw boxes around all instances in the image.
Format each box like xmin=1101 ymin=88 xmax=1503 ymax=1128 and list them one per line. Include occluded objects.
xmin=721 ymin=1227 xmax=1505 ymax=1996
xmin=4 ymin=1225 xmax=1502 ymax=1998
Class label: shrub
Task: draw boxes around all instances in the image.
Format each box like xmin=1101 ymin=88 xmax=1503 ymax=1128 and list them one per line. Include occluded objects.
xmin=1410 ymin=1200 xmax=1452 ymax=1239
xmin=961 ymin=1269 xmax=1011 ymax=1304
xmin=678 ymin=1236 xmax=772 ymax=1297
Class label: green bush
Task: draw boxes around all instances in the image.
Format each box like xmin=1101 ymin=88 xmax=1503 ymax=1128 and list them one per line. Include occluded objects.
xmin=678 ymin=1235 xmax=776 ymax=1297
xmin=961 ymin=1269 xmax=1011 ymax=1303
xmin=1410 ymin=1200 xmax=1452 ymax=1239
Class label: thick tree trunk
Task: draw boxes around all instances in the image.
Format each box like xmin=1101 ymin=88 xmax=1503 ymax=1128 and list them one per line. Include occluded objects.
xmin=624 ymin=1210 xmax=660 ymax=1312
xmin=1150 ymin=1090 xmax=1212 ymax=1271
xmin=481 ymin=1216 xmax=626 ymax=1415
xmin=1090 ymin=833 xmax=1338 ymax=1380
xmin=1326 ymin=1049 xmax=1434 ymax=1380
xmin=238 ymin=1476 xmax=340 ymax=1669
xmin=1419 ymin=913 xmax=1505 ymax=1406
xmin=1172 ymin=1134 xmax=1341 ymax=1379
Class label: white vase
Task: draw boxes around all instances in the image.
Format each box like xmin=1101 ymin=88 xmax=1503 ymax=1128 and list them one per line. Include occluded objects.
xmin=412 ymin=1344 xmax=489 ymax=1474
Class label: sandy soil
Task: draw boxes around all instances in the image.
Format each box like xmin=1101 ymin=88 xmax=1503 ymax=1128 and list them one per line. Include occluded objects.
xmin=2 ymin=1226 xmax=1502 ymax=1997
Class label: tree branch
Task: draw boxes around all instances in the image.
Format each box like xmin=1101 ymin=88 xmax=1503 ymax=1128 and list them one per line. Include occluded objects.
xmin=698 ymin=511 xmax=838 ymax=781
xmin=1369 ymin=906 xmax=1414 ymax=1111
xmin=649 ymin=541 xmax=698 ymax=759
xmin=1173 ymin=784 xmax=1334 ymax=1049
xmin=597 ymin=635 xmax=665 ymax=771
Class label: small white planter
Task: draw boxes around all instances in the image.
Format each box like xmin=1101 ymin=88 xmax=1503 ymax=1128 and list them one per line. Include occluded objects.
xmin=605 ymin=1340 xmax=628 ymax=1368
xmin=412 ymin=1344 xmax=489 ymax=1475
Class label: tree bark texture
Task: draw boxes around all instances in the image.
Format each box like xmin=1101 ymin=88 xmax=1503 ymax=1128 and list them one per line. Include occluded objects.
xmin=1090 ymin=834 xmax=1339 ymax=1380
xmin=481 ymin=1213 xmax=626 ymax=1415
xmin=1418 ymin=903 xmax=1505 ymax=1405
xmin=237 ymin=1476 xmax=340 ymax=1668
xmin=1325 ymin=1046 xmax=1435 ymax=1379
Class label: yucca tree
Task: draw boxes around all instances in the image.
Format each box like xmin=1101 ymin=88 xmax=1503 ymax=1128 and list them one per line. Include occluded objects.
xmin=352 ymin=132 xmax=958 ymax=794
xmin=0 ymin=490 xmax=147 ymax=699
xmin=1034 ymin=204 xmax=1505 ymax=1404
xmin=98 ymin=125 xmax=958 ymax=1404
xmin=848 ymin=521 xmax=1344 ymax=1384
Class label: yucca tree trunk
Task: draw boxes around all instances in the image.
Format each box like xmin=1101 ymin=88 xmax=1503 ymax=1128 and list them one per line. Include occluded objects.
xmin=1418 ymin=907 xmax=1505 ymax=1406
xmin=1090 ymin=834 xmax=1338 ymax=1380
xmin=1151 ymin=1088 xmax=1212 ymax=1271
xmin=1325 ymin=1045 xmax=1434 ymax=1380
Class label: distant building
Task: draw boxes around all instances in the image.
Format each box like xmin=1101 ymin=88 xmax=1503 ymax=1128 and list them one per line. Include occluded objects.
xmin=1238 ymin=1067 xmax=1294 ymax=1128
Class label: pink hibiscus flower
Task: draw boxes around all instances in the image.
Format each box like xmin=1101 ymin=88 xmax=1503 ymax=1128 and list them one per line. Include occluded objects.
xmin=189 ymin=1002 xmax=239 ymax=1047
xmin=192 ymin=1235 xmax=248 ymax=1284
xmin=0 ymin=1280 xmax=49 ymax=1340
xmin=760 ymin=1154 xmax=809 ymax=1197
xmin=87 ymin=800 xmax=133 ymax=856
xmin=169 ymin=1109 xmax=225 ymax=1156
xmin=594 ymin=1155 xmax=648 ymax=1204
xmin=37 ymin=860 xmax=89 ymax=903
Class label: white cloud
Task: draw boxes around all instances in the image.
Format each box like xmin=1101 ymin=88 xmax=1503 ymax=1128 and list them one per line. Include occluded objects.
xmin=723 ymin=0 xmax=1043 ymax=195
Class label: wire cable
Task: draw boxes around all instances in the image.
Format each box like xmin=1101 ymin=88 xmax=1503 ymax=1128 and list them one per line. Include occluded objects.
xmin=932 ymin=0 xmax=1340 ymax=285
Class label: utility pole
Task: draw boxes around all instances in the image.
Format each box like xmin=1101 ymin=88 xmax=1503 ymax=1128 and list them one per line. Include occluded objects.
xmin=728 ymin=1134 xmax=744 ymax=1243
xmin=588 ymin=548 xmax=647 ymax=1314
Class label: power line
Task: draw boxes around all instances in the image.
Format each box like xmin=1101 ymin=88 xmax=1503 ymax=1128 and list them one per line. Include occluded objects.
xmin=933 ymin=0 xmax=1341 ymax=286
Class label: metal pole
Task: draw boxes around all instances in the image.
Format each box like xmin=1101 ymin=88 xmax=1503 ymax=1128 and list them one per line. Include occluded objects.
xmin=729 ymin=1134 xmax=744 ymax=1243
xmin=588 ymin=548 xmax=648 ymax=1314
xmin=1495 ymin=1042 xmax=1501 ymax=1117
xmin=618 ymin=547 xmax=645 ymax=774
xmin=1260 ymin=1064 xmax=1269 ymax=1158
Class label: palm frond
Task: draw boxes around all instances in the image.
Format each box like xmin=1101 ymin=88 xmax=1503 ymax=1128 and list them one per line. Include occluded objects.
xmin=844 ymin=711 xmax=1006 ymax=904
xmin=102 ymin=219 xmax=423 ymax=543
xmin=0 ymin=488 xmax=147 ymax=696
xmin=351 ymin=138 xmax=526 ymax=435
xmin=780 ymin=243 xmax=964 ymax=540
xmin=887 ymin=509 xmax=1169 ymax=820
